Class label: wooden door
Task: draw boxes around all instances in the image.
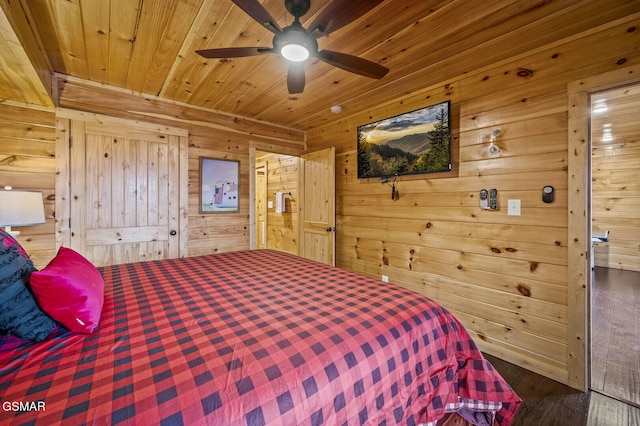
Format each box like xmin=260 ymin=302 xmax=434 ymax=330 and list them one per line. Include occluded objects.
xmin=300 ymin=147 xmax=335 ymax=265
xmin=57 ymin=111 xmax=188 ymax=266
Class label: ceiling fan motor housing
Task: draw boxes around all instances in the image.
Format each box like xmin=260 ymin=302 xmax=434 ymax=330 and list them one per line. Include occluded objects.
xmin=285 ymin=0 xmax=310 ymax=18
xmin=273 ymin=21 xmax=318 ymax=57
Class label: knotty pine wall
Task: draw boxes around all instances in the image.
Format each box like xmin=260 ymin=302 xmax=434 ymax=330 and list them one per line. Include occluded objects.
xmin=306 ymin=18 xmax=640 ymax=384
xmin=0 ymin=77 xmax=305 ymax=268
xmin=256 ymin=152 xmax=301 ymax=255
xmin=52 ymin=77 xmax=305 ymax=259
xmin=0 ymin=102 xmax=56 ymax=269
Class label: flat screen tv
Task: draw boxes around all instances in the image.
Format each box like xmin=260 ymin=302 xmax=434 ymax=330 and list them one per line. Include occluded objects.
xmin=357 ymin=100 xmax=451 ymax=179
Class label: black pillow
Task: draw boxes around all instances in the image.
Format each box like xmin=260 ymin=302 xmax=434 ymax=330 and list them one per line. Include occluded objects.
xmin=0 ymin=229 xmax=56 ymax=341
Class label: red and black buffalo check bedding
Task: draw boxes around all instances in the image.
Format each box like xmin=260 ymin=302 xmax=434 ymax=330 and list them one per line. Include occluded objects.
xmin=0 ymin=250 xmax=520 ymax=425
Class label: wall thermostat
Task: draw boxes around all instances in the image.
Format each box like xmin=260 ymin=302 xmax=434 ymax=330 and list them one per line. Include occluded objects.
xmin=489 ymin=188 xmax=498 ymax=210
xmin=542 ymin=186 xmax=555 ymax=203
xmin=480 ymin=189 xmax=498 ymax=210
xmin=480 ymin=189 xmax=489 ymax=210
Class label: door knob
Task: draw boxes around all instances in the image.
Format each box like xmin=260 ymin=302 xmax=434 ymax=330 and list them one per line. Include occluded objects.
xmin=170 ymin=230 xmax=177 ymax=236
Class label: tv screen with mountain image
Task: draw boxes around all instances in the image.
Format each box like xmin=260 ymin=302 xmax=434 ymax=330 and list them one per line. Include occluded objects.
xmin=357 ymin=101 xmax=451 ymax=179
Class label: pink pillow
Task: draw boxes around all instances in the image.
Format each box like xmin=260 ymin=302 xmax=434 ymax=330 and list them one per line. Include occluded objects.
xmin=30 ymin=247 xmax=104 ymax=333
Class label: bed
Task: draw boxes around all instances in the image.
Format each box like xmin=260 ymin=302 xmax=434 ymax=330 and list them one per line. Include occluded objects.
xmin=1 ymin=247 xmax=520 ymax=425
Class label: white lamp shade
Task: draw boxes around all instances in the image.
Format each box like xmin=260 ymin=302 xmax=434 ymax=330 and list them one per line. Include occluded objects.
xmin=0 ymin=190 xmax=46 ymax=227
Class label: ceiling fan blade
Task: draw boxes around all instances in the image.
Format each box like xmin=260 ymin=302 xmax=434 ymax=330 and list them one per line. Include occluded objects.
xmin=232 ymin=0 xmax=281 ymax=33
xmin=307 ymin=0 xmax=384 ymax=38
xmin=196 ymin=47 xmax=272 ymax=58
xmin=287 ymin=63 xmax=305 ymax=94
xmin=317 ymin=50 xmax=389 ymax=79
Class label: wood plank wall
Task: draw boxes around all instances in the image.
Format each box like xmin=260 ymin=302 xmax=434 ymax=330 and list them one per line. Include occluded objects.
xmin=256 ymin=152 xmax=300 ymax=255
xmin=3 ymin=76 xmax=304 ymax=265
xmin=53 ymin=77 xmax=305 ymax=258
xmin=0 ymin=102 xmax=56 ymax=269
xmin=592 ymin=84 xmax=640 ymax=272
xmin=305 ymin=17 xmax=640 ymax=385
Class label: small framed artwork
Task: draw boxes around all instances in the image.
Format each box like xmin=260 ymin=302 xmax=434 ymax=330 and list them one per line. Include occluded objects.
xmin=200 ymin=157 xmax=240 ymax=213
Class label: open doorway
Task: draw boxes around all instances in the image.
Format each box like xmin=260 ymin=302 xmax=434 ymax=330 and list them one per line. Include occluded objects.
xmin=255 ymin=162 xmax=267 ymax=249
xmin=589 ymin=83 xmax=640 ymax=407
xmin=250 ymin=146 xmax=336 ymax=265
xmin=567 ymin=64 xmax=640 ymax=392
xmin=253 ymin=150 xmax=301 ymax=255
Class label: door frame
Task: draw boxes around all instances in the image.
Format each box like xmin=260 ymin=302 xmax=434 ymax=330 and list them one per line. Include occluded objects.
xmin=567 ymin=63 xmax=640 ymax=391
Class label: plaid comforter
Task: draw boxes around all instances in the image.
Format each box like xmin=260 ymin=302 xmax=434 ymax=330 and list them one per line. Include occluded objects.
xmin=0 ymin=250 xmax=520 ymax=425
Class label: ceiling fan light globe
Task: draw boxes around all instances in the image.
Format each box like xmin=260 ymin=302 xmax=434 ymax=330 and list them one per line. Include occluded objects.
xmin=281 ymin=44 xmax=309 ymax=62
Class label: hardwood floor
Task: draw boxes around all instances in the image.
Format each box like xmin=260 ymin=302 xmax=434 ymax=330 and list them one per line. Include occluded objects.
xmin=484 ymin=353 xmax=590 ymax=425
xmin=481 ymin=266 xmax=640 ymax=425
xmin=588 ymin=392 xmax=640 ymax=426
xmin=485 ymin=354 xmax=640 ymax=425
xmin=591 ymin=267 xmax=640 ymax=407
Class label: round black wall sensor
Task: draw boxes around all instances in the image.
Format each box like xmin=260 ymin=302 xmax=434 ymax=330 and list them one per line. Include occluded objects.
xmin=542 ymin=186 xmax=555 ymax=203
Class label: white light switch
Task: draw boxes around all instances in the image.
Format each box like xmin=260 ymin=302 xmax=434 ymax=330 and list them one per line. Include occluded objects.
xmin=508 ymin=199 xmax=521 ymax=216
xmin=267 ymin=201 xmax=273 ymax=209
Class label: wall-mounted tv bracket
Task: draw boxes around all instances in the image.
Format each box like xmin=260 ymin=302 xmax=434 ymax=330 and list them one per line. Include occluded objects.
xmin=380 ymin=174 xmax=399 ymax=200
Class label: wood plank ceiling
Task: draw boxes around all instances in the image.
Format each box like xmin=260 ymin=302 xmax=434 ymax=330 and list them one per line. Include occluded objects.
xmin=1 ymin=0 xmax=638 ymax=131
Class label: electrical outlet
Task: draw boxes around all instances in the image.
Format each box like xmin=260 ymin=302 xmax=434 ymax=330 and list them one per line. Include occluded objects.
xmin=381 ymin=275 xmax=389 ymax=282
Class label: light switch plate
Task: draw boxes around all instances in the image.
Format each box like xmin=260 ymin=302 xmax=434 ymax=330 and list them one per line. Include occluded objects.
xmin=508 ymin=199 xmax=521 ymax=216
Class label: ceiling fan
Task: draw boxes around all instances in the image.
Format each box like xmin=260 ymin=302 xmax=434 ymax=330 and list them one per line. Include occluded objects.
xmin=196 ymin=0 xmax=389 ymax=94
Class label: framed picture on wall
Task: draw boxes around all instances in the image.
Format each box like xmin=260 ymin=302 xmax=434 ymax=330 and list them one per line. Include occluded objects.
xmin=200 ymin=157 xmax=240 ymax=213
